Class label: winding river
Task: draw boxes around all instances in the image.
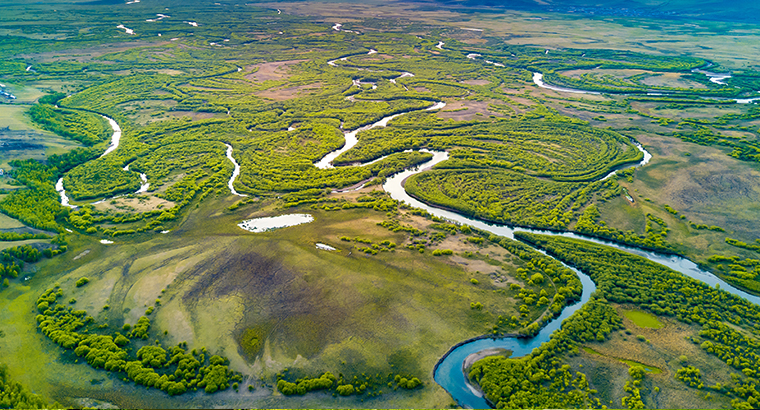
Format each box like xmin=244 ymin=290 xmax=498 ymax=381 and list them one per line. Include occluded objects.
xmin=55 ymin=114 xmax=154 ymax=208
xmin=318 ymin=57 xmax=760 ymax=408
xmin=381 ymin=151 xmax=760 ymax=408
xmin=314 ymin=102 xmax=446 ymax=169
xmin=225 ymin=143 xmax=247 ymax=197
xmin=533 ymin=71 xmax=760 ymax=103
xmin=46 ymin=44 xmax=760 ymax=407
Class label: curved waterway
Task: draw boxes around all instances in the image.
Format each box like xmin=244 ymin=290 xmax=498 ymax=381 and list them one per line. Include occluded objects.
xmin=380 ymin=149 xmax=760 ymax=408
xmin=533 ymin=71 xmax=760 ymax=103
xmin=314 ymin=79 xmax=759 ymax=408
xmin=314 ymin=102 xmax=446 ymax=169
xmin=100 ymin=115 xmax=122 ymax=158
xmin=316 ymin=58 xmax=760 ymax=408
xmin=225 ymin=143 xmax=248 ymax=197
xmin=56 ymin=114 xmax=129 ymax=208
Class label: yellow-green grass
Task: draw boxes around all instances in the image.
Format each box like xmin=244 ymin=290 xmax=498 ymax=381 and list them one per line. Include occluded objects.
xmin=0 ymin=104 xmax=82 ymax=169
xmin=582 ymin=347 xmax=663 ymax=374
xmin=621 ymin=309 xmax=664 ymax=329
xmin=0 ymin=196 xmax=545 ymax=408
xmin=0 ymin=238 xmax=50 ymax=251
xmin=592 ymin=131 xmax=760 ymax=264
xmin=0 ymin=212 xmax=26 ymax=229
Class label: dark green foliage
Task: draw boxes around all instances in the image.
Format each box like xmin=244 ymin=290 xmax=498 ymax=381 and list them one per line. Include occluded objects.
xmin=0 ymin=244 xmax=65 ymax=288
xmin=574 ymin=205 xmax=674 ymax=252
xmin=706 ymin=255 xmax=760 ymax=294
xmin=129 ymin=316 xmax=151 ymax=339
xmin=277 ymin=372 xmax=336 ymax=395
xmin=622 ymin=366 xmax=646 ymax=409
xmin=0 ymin=232 xmax=50 ymax=242
xmin=0 ymin=364 xmax=47 ymax=409
xmin=726 ymin=237 xmax=760 ymax=253
xmin=63 ymin=160 xmax=141 ymax=201
xmin=511 ymin=233 xmax=760 ymax=409
xmin=38 ymin=92 xmax=67 ymax=105
xmin=1 ymin=245 xmax=41 ymax=264
xmin=485 ymin=234 xmax=583 ymax=335
xmin=675 ymin=366 xmax=703 ymax=388
xmin=0 ymin=147 xmax=96 ymax=233
xmin=469 ymin=297 xmax=619 ymax=409
xmin=336 ymin=384 xmax=354 ymax=396
xmin=28 ymin=104 xmax=110 ymax=146
xmin=35 ymin=286 xmax=237 ymax=397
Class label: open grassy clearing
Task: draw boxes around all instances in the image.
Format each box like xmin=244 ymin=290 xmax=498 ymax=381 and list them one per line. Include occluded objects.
xmin=621 ymin=309 xmax=664 ymax=330
xmin=0 ymin=191 xmax=559 ymax=407
xmin=2 ymin=0 xmax=760 ymax=407
xmin=0 ymin=106 xmax=83 ymax=170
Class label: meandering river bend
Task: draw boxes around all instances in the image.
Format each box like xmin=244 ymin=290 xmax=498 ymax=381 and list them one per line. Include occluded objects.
xmin=319 ymin=57 xmax=760 ymax=408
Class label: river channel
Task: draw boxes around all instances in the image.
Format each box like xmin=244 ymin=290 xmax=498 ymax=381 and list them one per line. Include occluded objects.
xmin=318 ymin=59 xmax=760 ymax=408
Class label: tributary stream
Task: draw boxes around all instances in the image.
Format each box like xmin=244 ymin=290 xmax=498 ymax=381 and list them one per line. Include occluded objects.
xmin=316 ymin=62 xmax=760 ymax=408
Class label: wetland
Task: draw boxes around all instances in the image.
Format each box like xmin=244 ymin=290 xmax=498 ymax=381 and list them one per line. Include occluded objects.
xmin=2 ymin=0 xmax=760 ymax=409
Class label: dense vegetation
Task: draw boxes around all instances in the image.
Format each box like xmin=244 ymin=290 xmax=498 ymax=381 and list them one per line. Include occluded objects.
xmin=1 ymin=242 xmax=67 ymax=289
xmin=35 ymin=284 xmax=240 ymax=396
xmin=707 ymin=255 xmax=760 ymax=295
xmin=29 ymin=103 xmax=110 ymax=146
xmin=480 ymin=233 xmax=760 ymax=409
xmin=0 ymin=364 xmax=48 ymax=409
xmin=2 ymin=1 xmax=760 ymax=408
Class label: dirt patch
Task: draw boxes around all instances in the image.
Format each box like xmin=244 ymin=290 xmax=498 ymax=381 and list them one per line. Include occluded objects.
xmin=364 ymin=54 xmax=394 ymax=61
xmin=641 ymin=72 xmax=707 ymax=89
xmin=461 ymin=79 xmax=490 ymax=86
xmin=17 ymin=41 xmax=168 ymax=63
xmin=93 ymin=195 xmax=175 ymax=214
xmin=437 ymin=99 xmax=504 ymax=121
xmin=256 ymin=82 xmax=323 ymax=101
xmin=245 ymin=60 xmax=306 ymax=82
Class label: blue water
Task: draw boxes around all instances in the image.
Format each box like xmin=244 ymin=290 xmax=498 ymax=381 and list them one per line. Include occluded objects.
xmin=311 ymin=79 xmax=760 ymax=408
xmin=383 ymin=153 xmax=760 ymax=409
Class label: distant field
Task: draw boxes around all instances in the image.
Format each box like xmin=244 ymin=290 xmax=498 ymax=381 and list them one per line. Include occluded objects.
xmin=621 ymin=309 xmax=664 ymax=329
xmin=1 ymin=0 xmax=760 ymax=408
xmin=0 ymin=105 xmax=81 ymax=170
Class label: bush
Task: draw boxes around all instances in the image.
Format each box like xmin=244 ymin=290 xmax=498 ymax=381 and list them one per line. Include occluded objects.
xmin=75 ymin=277 xmax=90 ymax=287
xmin=336 ymin=384 xmax=355 ymax=396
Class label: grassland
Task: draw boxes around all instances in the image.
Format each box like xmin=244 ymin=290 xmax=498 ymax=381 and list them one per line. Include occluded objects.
xmin=1 ymin=0 xmax=760 ymax=408
xmin=620 ymin=309 xmax=664 ymax=330
xmin=0 ymin=191 xmax=571 ymax=408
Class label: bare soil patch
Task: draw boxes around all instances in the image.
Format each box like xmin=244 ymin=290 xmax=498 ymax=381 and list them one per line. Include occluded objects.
xmin=437 ymin=99 xmax=504 ymax=121
xmin=245 ymin=60 xmax=306 ymax=82
xmin=94 ymin=195 xmax=175 ymax=214
xmin=256 ymin=82 xmax=323 ymax=101
xmin=461 ymin=79 xmax=490 ymax=86
xmin=641 ymin=72 xmax=707 ymax=89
